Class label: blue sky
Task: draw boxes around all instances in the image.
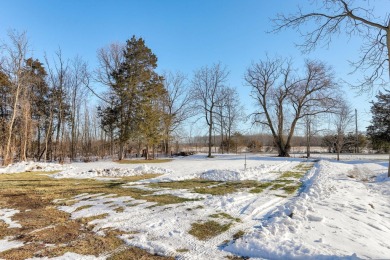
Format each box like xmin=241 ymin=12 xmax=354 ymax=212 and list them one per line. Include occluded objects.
xmin=1 ymin=0 xmax=389 ymax=134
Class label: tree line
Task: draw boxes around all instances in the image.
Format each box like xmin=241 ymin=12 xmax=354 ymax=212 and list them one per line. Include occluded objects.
xmin=1 ymin=0 xmax=389 ymax=168
xmin=0 ymin=33 xmax=246 ymax=164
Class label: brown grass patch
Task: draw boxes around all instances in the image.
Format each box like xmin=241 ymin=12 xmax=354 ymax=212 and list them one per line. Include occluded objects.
xmin=0 ymin=171 xmax=178 ymax=259
xmin=74 ymin=205 xmax=93 ymax=212
xmin=0 ymin=220 xmax=17 ymax=239
xmin=114 ymin=206 xmax=125 ymax=213
xmin=232 ymin=230 xmax=245 ymax=240
xmin=189 ymin=220 xmax=232 ymax=240
xmin=108 ymin=246 xmax=174 ymax=259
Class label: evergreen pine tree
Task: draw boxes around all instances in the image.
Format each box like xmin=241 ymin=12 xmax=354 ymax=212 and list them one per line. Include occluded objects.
xmin=367 ymin=90 xmax=390 ymax=176
xmin=110 ymin=36 xmax=165 ymax=160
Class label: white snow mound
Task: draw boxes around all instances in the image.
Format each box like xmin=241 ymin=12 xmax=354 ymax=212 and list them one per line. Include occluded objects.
xmin=200 ymin=164 xmax=276 ymax=181
xmin=52 ymin=164 xmax=172 ymax=179
xmin=0 ymin=161 xmax=72 ymax=174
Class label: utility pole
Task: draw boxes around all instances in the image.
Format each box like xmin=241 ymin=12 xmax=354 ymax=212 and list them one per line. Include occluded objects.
xmin=355 ymin=109 xmax=358 ymax=153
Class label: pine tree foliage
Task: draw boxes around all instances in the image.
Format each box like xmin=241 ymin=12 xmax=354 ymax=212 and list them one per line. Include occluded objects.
xmin=103 ymin=36 xmax=166 ymax=160
xmin=367 ymin=90 xmax=390 ymax=149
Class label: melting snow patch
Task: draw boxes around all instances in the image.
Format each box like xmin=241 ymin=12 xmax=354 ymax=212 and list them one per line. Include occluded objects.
xmin=52 ymin=165 xmax=172 ymax=179
xmin=0 ymin=239 xmax=24 ymax=253
xmin=0 ymin=208 xmax=22 ymax=228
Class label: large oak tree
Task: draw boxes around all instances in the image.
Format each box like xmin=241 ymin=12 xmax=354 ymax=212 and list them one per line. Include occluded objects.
xmin=245 ymin=57 xmax=339 ymax=157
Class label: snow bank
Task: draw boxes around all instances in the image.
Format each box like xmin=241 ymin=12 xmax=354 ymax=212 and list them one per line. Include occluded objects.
xmin=52 ymin=164 xmax=173 ymax=179
xmin=200 ymin=164 xmax=284 ymax=182
xmin=225 ymin=160 xmax=390 ymax=259
xmin=0 ymin=161 xmax=72 ymax=174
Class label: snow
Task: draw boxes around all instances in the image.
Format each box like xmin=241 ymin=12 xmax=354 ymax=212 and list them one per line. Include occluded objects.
xmin=224 ymin=160 xmax=390 ymax=259
xmin=0 ymin=209 xmax=25 ymax=253
xmin=0 ymin=153 xmax=389 ymax=259
xmin=0 ymin=161 xmax=72 ymax=174
xmin=0 ymin=239 xmax=24 ymax=253
xmin=0 ymin=208 xmax=21 ymax=228
xmin=52 ymin=164 xmax=173 ymax=179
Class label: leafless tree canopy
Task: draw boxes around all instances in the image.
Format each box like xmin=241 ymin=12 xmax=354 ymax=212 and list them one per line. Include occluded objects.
xmin=161 ymin=71 xmax=194 ymax=155
xmin=332 ymin=100 xmax=354 ymax=160
xmin=272 ymin=0 xmax=390 ymax=92
xmin=245 ymin=57 xmax=340 ymax=157
xmin=192 ymin=62 xmax=229 ymax=157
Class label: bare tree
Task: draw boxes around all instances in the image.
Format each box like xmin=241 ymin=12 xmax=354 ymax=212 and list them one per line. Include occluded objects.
xmin=94 ymin=43 xmax=124 ymax=103
xmin=94 ymin=43 xmax=125 ymax=158
xmin=245 ymin=57 xmax=340 ymax=157
xmin=161 ymin=71 xmax=193 ymax=155
xmin=272 ymin=0 xmax=389 ymax=92
xmin=68 ymin=56 xmax=90 ymax=161
xmin=215 ymin=86 xmax=245 ymax=153
xmin=0 ymin=31 xmax=29 ymax=165
xmin=272 ymin=0 xmax=390 ymax=168
xmin=333 ymin=101 xmax=354 ymax=160
xmin=45 ymin=49 xmax=70 ymax=162
xmin=192 ymin=63 xmax=229 ymax=157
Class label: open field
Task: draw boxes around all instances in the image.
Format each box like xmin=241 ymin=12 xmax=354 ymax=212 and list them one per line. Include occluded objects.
xmin=0 ymin=154 xmax=389 ymax=259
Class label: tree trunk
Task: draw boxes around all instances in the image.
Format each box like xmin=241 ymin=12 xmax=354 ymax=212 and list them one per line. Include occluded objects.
xmin=275 ymin=137 xmax=290 ymax=157
xmin=388 ymin=153 xmax=390 ymax=178
xmin=208 ymin=124 xmax=212 ymax=157
xmin=306 ymin=121 xmax=311 ymax=158
xmin=4 ymin=80 xmax=21 ymax=165
xmin=387 ymin=31 xmax=390 ymax=177
xmin=336 ymin=144 xmax=340 ymax=161
xmin=207 ymin=111 xmax=213 ymax=158
xmin=118 ymin=142 xmax=123 ymax=160
xmin=145 ymin=144 xmax=149 ymax=160
xmin=110 ymin=129 xmax=114 ymax=158
xmin=278 ymin=149 xmax=290 ymax=157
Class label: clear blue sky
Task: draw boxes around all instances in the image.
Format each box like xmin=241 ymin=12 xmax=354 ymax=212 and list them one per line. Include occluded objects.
xmin=1 ymin=0 xmax=389 ymax=135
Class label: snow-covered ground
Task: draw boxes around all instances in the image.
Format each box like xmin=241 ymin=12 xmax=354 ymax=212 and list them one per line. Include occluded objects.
xmin=0 ymin=153 xmax=389 ymax=259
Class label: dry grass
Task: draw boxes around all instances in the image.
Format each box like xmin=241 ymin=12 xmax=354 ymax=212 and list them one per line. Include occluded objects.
xmin=249 ymin=182 xmax=273 ymax=193
xmin=189 ymin=220 xmax=232 ymax=240
xmin=209 ymin=212 xmax=241 ymax=222
xmin=149 ymin=179 xmax=221 ymax=190
xmin=0 ymin=162 xmax=316 ymax=258
xmin=108 ymin=246 xmax=174 ymax=259
xmin=270 ymin=183 xmax=286 ymax=190
xmin=282 ymin=185 xmax=301 ymax=194
xmin=267 ymin=162 xmax=314 ymax=195
xmin=0 ymin=171 xmax=181 ymax=259
xmin=74 ymin=204 xmax=93 ymax=211
xmin=232 ymin=230 xmax=245 ymax=240
xmin=151 ymin=179 xmax=273 ymax=196
xmin=295 ymin=163 xmax=314 ymax=172
xmin=114 ymin=206 xmax=125 ymax=213
xmin=279 ymin=171 xmax=304 ymax=179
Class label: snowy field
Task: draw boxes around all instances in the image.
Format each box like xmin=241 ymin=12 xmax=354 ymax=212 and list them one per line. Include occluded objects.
xmin=0 ymin=153 xmax=389 ymax=259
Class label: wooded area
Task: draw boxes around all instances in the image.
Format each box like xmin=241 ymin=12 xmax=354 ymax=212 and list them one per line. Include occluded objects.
xmin=0 ymin=21 xmax=388 ymax=166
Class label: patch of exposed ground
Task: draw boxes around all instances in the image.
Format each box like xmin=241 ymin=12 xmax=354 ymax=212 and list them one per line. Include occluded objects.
xmin=0 ymin=171 xmax=175 ymax=259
